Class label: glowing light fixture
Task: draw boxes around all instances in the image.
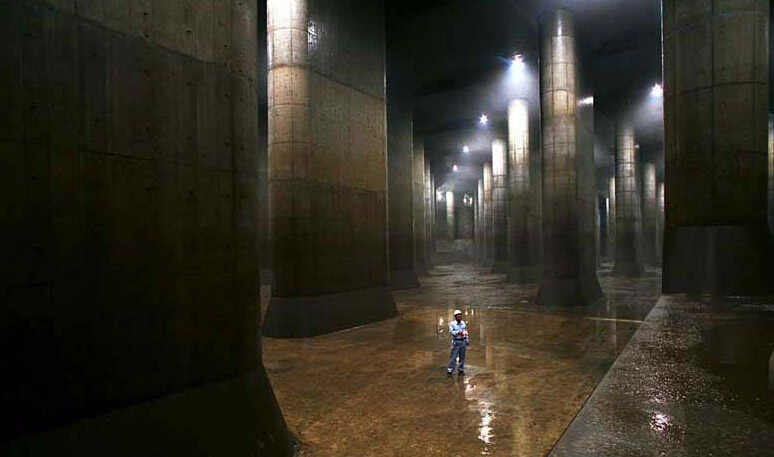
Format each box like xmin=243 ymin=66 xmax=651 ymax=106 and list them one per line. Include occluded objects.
xmin=463 ymin=145 xmax=470 ymax=153
xmin=479 ymin=114 xmax=489 ymax=126
xmin=651 ymin=83 xmax=663 ymax=98
xmin=578 ymin=96 xmax=594 ymax=107
xmin=453 ymin=164 xmax=459 ymax=172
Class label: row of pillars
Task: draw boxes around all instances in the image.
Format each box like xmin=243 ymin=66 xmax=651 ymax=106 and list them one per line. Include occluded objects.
xmin=263 ymin=1 xmax=773 ymax=337
xmin=469 ymin=9 xmax=603 ymax=306
xmin=603 ymin=141 xmax=664 ymax=272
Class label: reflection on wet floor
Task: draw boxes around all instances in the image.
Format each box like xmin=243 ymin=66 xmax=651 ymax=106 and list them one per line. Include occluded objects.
xmin=550 ymin=294 xmax=774 ymax=457
xmin=262 ymin=263 xmax=661 ymax=456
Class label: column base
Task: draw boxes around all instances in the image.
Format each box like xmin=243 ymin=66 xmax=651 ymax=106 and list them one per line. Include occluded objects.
xmin=1 ymin=368 xmax=295 ymax=457
xmin=537 ymin=276 xmax=604 ymax=307
xmin=507 ymin=266 xmax=539 ymax=284
xmin=262 ymin=287 xmax=398 ymax=338
xmin=613 ymin=262 xmax=644 ymax=277
xmin=491 ymin=260 xmax=510 ymax=274
xmin=663 ymin=225 xmax=773 ymax=295
xmin=390 ymin=269 xmax=420 ymax=290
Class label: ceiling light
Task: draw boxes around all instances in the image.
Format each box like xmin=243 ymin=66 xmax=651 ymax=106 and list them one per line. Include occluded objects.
xmin=452 ymin=164 xmax=459 ymax=172
xmin=651 ymin=83 xmax=663 ymax=98
xmin=463 ymin=145 xmax=470 ymax=153
xmin=479 ymin=114 xmax=488 ymax=126
xmin=578 ymin=96 xmax=594 ymax=106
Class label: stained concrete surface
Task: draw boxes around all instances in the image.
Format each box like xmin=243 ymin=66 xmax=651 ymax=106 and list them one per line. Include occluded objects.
xmin=551 ymin=294 xmax=774 ymax=457
xmin=262 ymin=263 xmax=661 ymax=456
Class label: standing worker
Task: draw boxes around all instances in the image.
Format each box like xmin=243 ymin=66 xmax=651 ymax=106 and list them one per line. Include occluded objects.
xmin=447 ymin=309 xmax=469 ymax=375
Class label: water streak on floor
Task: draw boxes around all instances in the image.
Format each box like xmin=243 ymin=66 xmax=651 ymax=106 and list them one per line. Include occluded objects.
xmin=262 ymin=263 xmax=661 ymax=456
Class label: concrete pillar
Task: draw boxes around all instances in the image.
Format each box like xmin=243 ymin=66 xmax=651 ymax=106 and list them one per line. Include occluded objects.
xmin=477 ymin=178 xmax=485 ymax=261
xmin=577 ymin=77 xmax=599 ymax=281
xmin=483 ymin=161 xmax=494 ymax=265
xmin=537 ymin=9 xmax=602 ymax=306
xmin=423 ymin=155 xmax=434 ymax=268
xmin=491 ymin=139 xmax=509 ymax=272
xmin=507 ymin=99 xmax=536 ymax=282
xmin=657 ymin=181 xmax=665 ymax=266
xmin=446 ymin=191 xmax=455 ymax=241
xmin=769 ymin=117 xmax=773 ymax=235
xmin=258 ymin=8 xmax=271 ymax=287
xmin=600 ymin=196 xmax=610 ymax=262
xmin=430 ymin=174 xmax=437 ymax=246
xmin=529 ymin=109 xmax=544 ymax=276
xmin=428 ymin=171 xmax=435 ymax=262
xmin=0 ymin=0 xmax=293 ymax=453
xmin=662 ymin=0 xmax=771 ymax=294
xmin=642 ymin=162 xmax=657 ymax=267
xmin=459 ymin=193 xmax=475 ymax=239
xmin=607 ymin=176 xmax=616 ymax=263
xmin=264 ymin=0 xmax=397 ymax=336
xmin=413 ymin=139 xmax=427 ymax=275
xmin=387 ymin=96 xmax=419 ymax=289
xmin=614 ymin=124 xmax=644 ymax=276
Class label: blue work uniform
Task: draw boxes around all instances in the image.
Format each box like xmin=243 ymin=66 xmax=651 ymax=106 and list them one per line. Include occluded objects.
xmin=447 ymin=319 xmax=469 ymax=373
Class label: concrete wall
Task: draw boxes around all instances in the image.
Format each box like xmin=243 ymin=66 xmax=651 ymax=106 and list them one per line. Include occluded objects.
xmin=0 ymin=0 xmax=292 ymax=454
xmin=264 ymin=0 xmax=397 ymax=336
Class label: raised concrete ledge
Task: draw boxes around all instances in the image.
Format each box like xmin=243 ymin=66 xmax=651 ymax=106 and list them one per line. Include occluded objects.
xmin=390 ymin=269 xmax=421 ymax=290
xmin=537 ymin=276 xmax=604 ymax=307
xmin=550 ymin=295 xmax=774 ymax=457
xmin=0 ymin=368 xmax=295 ymax=457
xmin=263 ymin=287 xmax=398 ymax=338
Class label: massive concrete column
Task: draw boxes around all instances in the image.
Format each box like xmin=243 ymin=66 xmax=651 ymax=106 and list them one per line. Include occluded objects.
xmin=483 ymin=161 xmax=494 ymax=265
xmin=477 ymin=178 xmax=485 ymax=261
xmin=446 ymin=191 xmax=455 ymax=241
xmin=427 ymin=169 xmax=435 ymax=263
xmin=413 ymin=139 xmax=427 ymax=275
xmin=430 ymin=174 xmax=437 ymax=248
xmin=657 ymin=182 xmax=665 ymax=266
xmin=663 ymin=0 xmax=771 ymax=294
xmin=491 ymin=139 xmax=509 ymax=272
xmin=607 ymin=176 xmax=616 ymax=263
xmin=614 ymin=125 xmax=644 ymax=276
xmin=387 ymin=97 xmax=419 ymax=289
xmin=265 ymin=0 xmax=397 ymax=336
xmin=507 ymin=99 xmax=536 ymax=282
xmin=422 ymin=155 xmax=435 ymax=269
xmin=0 ymin=0 xmax=293 ymax=453
xmin=537 ymin=9 xmax=602 ymax=306
xmin=642 ymin=162 xmax=658 ymax=267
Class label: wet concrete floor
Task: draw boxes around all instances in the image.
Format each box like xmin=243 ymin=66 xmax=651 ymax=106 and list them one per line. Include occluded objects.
xmin=551 ymin=294 xmax=774 ymax=457
xmin=262 ymin=263 xmax=661 ymax=456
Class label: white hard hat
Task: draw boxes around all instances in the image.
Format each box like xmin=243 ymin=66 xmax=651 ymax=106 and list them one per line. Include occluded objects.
xmin=453 ymin=309 xmax=462 ymax=316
